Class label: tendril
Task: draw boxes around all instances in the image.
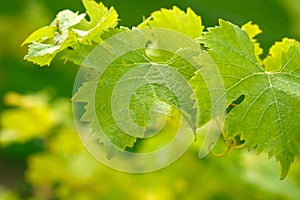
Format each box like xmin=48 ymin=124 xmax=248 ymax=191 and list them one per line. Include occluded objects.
xmin=209 ymin=141 xmax=232 ymax=157
xmin=234 ymin=141 xmax=247 ymax=149
xmin=209 ymin=125 xmax=246 ymax=157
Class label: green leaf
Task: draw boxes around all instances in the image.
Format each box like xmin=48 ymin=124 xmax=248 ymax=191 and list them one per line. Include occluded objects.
xmin=24 ymin=42 xmax=61 ymax=66
xmin=52 ymin=9 xmax=86 ymax=33
xmin=23 ymin=10 xmax=85 ymax=66
xmin=73 ymin=50 xmax=198 ymax=157
xmin=241 ymin=21 xmax=263 ymax=62
xmin=23 ymin=0 xmax=118 ymax=66
xmin=263 ymin=38 xmax=299 ymax=72
xmin=138 ymin=6 xmax=204 ymax=39
xmin=62 ymin=43 xmax=96 ymax=66
xmin=24 ymin=29 xmax=78 ymax=66
xmin=21 ymin=26 xmax=56 ymax=46
xmin=200 ymin=19 xmax=300 ymax=179
xmin=62 ymin=27 xmax=128 ymax=66
xmin=72 ymin=28 xmax=208 ymax=158
xmin=72 ymin=0 xmax=118 ymax=43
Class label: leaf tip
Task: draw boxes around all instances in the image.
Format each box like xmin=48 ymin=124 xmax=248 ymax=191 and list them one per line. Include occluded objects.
xmin=277 ymin=152 xmax=295 ymax=180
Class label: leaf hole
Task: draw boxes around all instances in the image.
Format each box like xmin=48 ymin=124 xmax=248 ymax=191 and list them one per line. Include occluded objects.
xmin=226 ymin=94 xmax=245 ymax=113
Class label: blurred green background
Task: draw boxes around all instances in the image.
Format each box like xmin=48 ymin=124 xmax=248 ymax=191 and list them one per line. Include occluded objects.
xmin=0 ymin=0 xmax=300 ymax=199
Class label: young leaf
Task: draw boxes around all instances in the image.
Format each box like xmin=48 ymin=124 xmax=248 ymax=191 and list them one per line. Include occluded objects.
xmin=241 ymin=21 xmax=263 ymax=62
xmin=263 ymin=38 xmax=299 ymax=72
xmin=72 ymin=0 xmax=118 ymax=43
xmin=200 ymin=19 xmax=300 ymax=179
xmin=138 ymin=6 xmax=204 ymax=39
xmin=53 ymin=10 xmax=86 ymax=33
xmin=62 ymin=27 xmax=128 ymax=66
xmin=24 ymin=42 xmax=61 ymax=66
xmin=24 ymin=30 xmax=78 ymax=66
xmin=23 ymin=0 xmax=118 ymax=66
xmin=21 ymin=26 xmax=56 ymax=46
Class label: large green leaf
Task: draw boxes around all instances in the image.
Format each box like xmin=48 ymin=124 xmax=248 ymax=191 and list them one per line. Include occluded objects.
xmin=200 ymin=19 xmax=300 ymax=179
xmin=72 ymin=28 xmax=214 ymax=158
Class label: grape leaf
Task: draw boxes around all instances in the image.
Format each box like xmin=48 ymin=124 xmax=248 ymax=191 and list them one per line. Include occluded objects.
xmin=21 ymin=26 xmax=56 ymax=46
xmin=138 ymin=6 xmax=203 ymax=39
xmin=23 ymin=0 xmax=118 ymax=66
xmin=241 ymin=21 xmax=263 ymax=63
xmin=23 ymin=10 xmax=85 ymax=66
xmin=72 ymin=0 xmax=118 ymax=43
xmin=24 ymin=30 xmax=78 ymax=66
xmin=71 ymin=28 xmax=209 ymax=158
xmin=200 ymin=19 xmax=300 ymax=179
xmin=73 ymin=50 xmax=198 ymax=158
xmin=263 ymin=38 xmax=298 ymax=72
xmin=62 ymin=27 xmax=128 ymax=66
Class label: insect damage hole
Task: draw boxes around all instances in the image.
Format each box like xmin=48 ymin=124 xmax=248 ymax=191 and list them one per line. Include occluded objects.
xmin=226 ymin=94 xmax=245 ymax=113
